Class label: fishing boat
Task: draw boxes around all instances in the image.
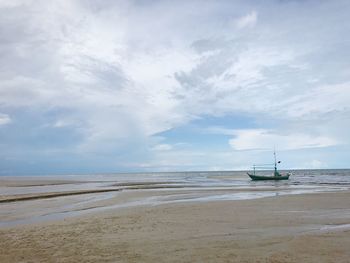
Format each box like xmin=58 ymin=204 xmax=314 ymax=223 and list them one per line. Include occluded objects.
xmin=247 ymin=150 xmax=290 ymax=181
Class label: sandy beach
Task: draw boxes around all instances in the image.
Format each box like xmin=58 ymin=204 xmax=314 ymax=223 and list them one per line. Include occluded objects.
xmin=1 ymin=175 xmax=350 ymax=263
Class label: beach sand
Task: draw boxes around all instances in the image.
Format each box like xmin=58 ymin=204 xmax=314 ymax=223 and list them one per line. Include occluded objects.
xmin=1 ymin=190 xmax=350 ymax=262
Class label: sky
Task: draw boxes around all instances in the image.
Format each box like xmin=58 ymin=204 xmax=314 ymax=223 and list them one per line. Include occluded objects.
xmin=0 ymin=0 xmax=350 ymax=175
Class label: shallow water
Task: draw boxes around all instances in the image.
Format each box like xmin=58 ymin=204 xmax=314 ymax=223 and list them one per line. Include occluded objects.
xmin=0 ymin=169 xmax=349 ymax=227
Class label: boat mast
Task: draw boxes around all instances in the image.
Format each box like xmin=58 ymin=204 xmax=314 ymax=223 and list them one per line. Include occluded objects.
xmin=274 ymin=147 xmax=277 ymax=175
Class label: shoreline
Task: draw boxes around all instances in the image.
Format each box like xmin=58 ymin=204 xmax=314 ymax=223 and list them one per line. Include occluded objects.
xmin=1 ymin=176 xmax=349 ymax=228
xmin=1 ymin=174 xmax=350 ymax=262
xmin=1 ymin=191 xmax=350 ymax=262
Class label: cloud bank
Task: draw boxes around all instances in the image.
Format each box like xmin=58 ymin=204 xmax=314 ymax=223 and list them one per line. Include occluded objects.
xmin=0 ymin=0 xmax=350 ymax=174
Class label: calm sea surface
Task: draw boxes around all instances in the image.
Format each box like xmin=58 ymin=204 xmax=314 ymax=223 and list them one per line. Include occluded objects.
xmin=1 ymin=169 xmax=349 ymax=227
xmin=2 ymin=169 xmax=350 ymax=196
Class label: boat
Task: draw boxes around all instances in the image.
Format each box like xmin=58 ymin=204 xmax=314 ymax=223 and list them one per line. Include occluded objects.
xmin=247 ymin=173 xmax=290 ymax=181
xmin=247 ymin=150 xmax=290 ymax=181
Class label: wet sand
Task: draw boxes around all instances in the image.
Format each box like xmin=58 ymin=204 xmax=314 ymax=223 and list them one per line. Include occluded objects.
xmin=1 ymin=189 xmax=350 ymax=262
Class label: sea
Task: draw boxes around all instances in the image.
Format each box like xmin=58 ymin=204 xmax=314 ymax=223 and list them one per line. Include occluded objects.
xmin=0 ymin=169 xmax=349 ymax=227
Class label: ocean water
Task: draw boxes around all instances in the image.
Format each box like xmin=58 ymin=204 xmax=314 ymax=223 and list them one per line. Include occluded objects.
xmin=2 ymin=169 xmax=350 ymax=196
xmin=65 ymin=168 xmax=350 ymax=191
xmin=1 ymin=169 xmax=349 ymax=227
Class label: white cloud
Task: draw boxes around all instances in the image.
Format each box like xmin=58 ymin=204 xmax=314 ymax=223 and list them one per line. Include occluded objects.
xmin=229 ymin=129 xmax=338 ymax=151
xmin=308 ymin=159 xmax=328 ymax=169
xmin=283 ymin=82 xmax=350 ymax=119
xmin=1 ymin=0 xmax=350 ymax=171
xmin=0 ymin=114 xmax=11 ymax=125
xmin=235 ymin=11 xmax=257 ymax=29
xmin=0 ymin=0 xmax=27 ymax=8
xmin=0 ymin=1 xmax=198 ymax=151
xmin=152 ymin=144 xmax=173 ymax=151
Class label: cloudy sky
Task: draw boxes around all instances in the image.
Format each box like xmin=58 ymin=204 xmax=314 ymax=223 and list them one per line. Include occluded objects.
xmin=0 ymin=0 xmax=350 ymax=175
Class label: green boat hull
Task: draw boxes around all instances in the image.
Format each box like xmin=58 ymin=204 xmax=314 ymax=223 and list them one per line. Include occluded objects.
xmin=247 ymin=173 xmax=290 ymax=181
